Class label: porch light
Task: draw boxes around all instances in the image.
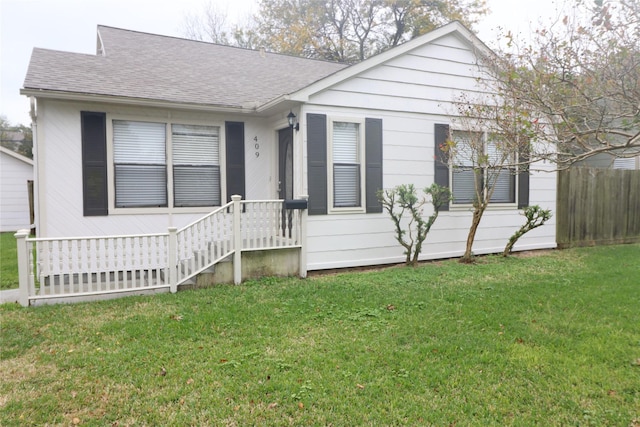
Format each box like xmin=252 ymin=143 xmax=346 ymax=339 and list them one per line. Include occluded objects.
xmin=287 ymin=111 xmax=299 ymax=131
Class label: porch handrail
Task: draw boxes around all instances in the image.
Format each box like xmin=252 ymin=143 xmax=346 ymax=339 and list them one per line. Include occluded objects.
xmin=15 ymin=195 xmax=308 ymax=306
xmin=24 ymin=231 xmax=170 ymax=242
xmin=177 ymin=200 xmax=234 ymax=233
xmin=173 ymin=199 xmax=236 ymax=288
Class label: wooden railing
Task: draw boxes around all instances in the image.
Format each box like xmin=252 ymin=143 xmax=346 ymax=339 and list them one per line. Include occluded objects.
xmin=14 ymin=196 xmax=308 ymax=306
xmin=174 ymin=200 xmax=235 ymax=286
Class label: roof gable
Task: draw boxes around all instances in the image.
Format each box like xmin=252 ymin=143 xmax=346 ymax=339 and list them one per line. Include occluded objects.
xmin=0 ymin=146 xmax=34 ymax=166
xmin=291 ymin=21 xmax=493 ymax=102
xmin=22 ymin=22 xmax=492 ymax=113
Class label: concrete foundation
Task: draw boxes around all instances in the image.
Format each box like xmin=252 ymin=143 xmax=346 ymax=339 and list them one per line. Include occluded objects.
xmin=193 ymin=248 xmax=300 ymax=287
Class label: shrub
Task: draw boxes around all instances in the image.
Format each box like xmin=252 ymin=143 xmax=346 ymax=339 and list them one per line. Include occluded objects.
xmin=503 ymin=205 xmax=552 ymax=256
xmin=378 ymin=183 xmax=450 ymax=266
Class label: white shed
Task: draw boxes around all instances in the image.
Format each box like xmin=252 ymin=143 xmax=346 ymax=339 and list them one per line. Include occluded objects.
xmin=0 ymin=146 xmax=34 ymax=232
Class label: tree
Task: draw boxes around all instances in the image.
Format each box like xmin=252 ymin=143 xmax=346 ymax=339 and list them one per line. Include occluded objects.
xmin=442 ymin=0 xmax=637 ymax=263
xmin=487 ymin=0 xmax=640 ymax=167
xmin=15 ymin=124 xmax=33 ymax=159
xmin=0 ymin=115 xmax=10 ymax=148
xmin=180 ymin=0 xmax=259 ymax=48
xmin=252 ymin=0 xmax=488 ymax=62
xmin=378 ymin=183 xmax=450 ymax=266
xmin=444 ymin=92 xmax=535 ymax=263
xmin=0 ymin=115 xmax=33 ymax=159
xmin=503 ymin=205 xmax=551 ymax=256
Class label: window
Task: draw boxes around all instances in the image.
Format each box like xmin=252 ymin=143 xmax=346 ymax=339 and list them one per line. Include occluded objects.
xmin=450 ymin=130 xmax=516 ymax=205
xmin=331 ymin=121 xmax=362 ymax=208
xmin=306 ymin=113 xmax=382 ymax=215
xmin=172 ymin=124 xmax=221 ymax=206
xmin=112 ymin=120 xmax=221 ymax=210
xmin=113 ymin=120 xmax=167 ymax=208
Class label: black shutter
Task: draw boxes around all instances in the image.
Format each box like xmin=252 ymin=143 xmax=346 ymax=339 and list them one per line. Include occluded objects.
xmin=307 ymin=113 xmax=327 ymax=215
xmin=517 ymin=145 xmax=530 ymax=209
xmin=434 ymin=123 xmax=450 ymax=211
xmin=81 ymin=111 xmax=108 ymax=216
xmin=225 ymin=121 xmax=245 ymax=202
xmin=365 ymin=118 xmax=383 ymax=213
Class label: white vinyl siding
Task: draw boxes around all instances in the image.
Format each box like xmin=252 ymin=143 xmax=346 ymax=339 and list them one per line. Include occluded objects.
xmin=613 ymin=156 xmax=639 ymax=170
xmin=113 ymin=120 xmax=167 ymax=208
xmin=332 ymin=122 xmax=361 ymax=208
xmin=172 ymin=124 xmax=221 ymax=207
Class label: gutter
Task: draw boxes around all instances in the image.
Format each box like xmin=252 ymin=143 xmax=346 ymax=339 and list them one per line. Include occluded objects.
xmin=20 ymin=88 xmax=262 ymax=116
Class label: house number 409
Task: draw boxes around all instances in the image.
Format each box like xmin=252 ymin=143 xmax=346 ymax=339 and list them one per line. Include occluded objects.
xmin=254 ymin=136 xmax=259 ymax=158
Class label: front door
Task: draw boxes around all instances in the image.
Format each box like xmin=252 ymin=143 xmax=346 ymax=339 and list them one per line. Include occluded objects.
xmin=278 ymin=128 xmax=294 ymax=236
xmin=278 ymin=128 xmax=293 ymax=200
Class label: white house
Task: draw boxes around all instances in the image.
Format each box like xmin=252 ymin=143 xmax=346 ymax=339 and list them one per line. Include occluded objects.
xmin=17 ymin=22 xmax=556 ymax=305
xmin=0 ymin=146 xmax=33 ymax=232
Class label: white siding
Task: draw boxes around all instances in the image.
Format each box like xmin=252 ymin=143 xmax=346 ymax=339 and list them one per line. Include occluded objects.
xmin=309 ymin=34 xmax=485 ymax=114
xmin=302 ymin=33 xmax=557 ymax=270
xmin=0 ymin=149 xmax=33 ymax=232
xmin=36 ymin=100 xmax=275 ymax=238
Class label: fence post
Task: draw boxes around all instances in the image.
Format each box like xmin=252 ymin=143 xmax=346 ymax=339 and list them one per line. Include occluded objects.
xmin=168 ymin=227 xmax=178 ymax=293
xmin=14 ymin=229 xmax=30 ymax=307
xmin=299 ymin=195 xmax=308 ymax=279
xmin=232 ymin=195 xmax=242 ymax=285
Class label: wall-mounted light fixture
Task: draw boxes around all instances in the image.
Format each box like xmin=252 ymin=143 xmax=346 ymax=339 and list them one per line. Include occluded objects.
xmin=287 ymin=111 xmax=299 ymax=131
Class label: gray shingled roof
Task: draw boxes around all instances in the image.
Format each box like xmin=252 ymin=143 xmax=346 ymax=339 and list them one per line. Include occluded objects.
xmin=23 ymin=26 xmax=348 ymax=109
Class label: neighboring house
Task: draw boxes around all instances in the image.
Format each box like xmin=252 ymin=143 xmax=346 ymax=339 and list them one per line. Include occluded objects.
xmin=574 ymin=151 xmax=640 ymax=170
xmin=613 ymin=155 xmax=640 ymax=170
xmin=20 ymin=22 xmax=556 ymax=283
xmin=1 ymin=129 xmax=26 ymax=152
xmin=0 ymin=146 xmax=33 ymax=232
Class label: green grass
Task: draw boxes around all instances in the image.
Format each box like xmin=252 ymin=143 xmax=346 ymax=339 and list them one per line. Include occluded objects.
xmin=1 ymin=245 xmax=639 ymax=426
xmin=0 ymin=232 xmax=19 ymax=290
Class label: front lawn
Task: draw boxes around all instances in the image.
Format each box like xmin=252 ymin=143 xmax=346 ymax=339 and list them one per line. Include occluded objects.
xmin=1 ymin=245 xmax=639 ymax=425
xmin=0 ymin=232 xmax=19 ymax=290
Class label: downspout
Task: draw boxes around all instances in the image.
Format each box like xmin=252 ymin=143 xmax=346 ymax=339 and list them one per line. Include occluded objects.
xmin=29 ymin=96 xmax=40 ymax=236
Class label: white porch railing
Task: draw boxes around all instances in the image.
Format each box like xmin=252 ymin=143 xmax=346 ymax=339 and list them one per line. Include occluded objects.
xmin=14 ymin=196 xmax=308 ymax=306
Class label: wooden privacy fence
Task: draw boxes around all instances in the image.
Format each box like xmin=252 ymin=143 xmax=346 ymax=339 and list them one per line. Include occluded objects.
xmin=556 ymin=167 xmax=640 ymax=248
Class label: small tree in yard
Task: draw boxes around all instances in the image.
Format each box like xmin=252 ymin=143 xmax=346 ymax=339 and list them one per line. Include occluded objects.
xmin=487 ymin=0 xmax=640 ymax=166
xmin=446 ymin=93 xmax=538 ymax=263
xmin=503 ymin=205 xmax=552 ymax=256
xmin=378 ymin=183 xmax=450 ymax=267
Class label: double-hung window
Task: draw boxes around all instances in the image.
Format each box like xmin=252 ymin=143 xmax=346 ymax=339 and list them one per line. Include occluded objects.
xmin=172 ymin=124 xmax=221 ymax=207
xmin=451 ymin=131 xmax=478 ymax=204
xmin=113 ymin=120 xmax=167 ymax=208
xmin=486 ymin=138 xmax=516 ymax=203
xmin=331 ymin=121 xmax=362 ymax=209
xmin=451 ymin=130 xmax=516 ymax=205
xmin=112 ymin=120 xmax=221 ymax=209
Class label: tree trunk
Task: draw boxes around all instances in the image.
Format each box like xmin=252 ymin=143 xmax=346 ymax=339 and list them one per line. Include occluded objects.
xmin=460 ymin=206 xmax=485 ymax=263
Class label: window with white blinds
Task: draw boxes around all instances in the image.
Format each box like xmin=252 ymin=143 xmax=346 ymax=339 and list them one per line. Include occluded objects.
xmin=332 ymin=122 xmax=361 ymax=208
xmin=451 ymin=131 xmax=477 ymax=204
xmin=450 ymin=131 xmax=516 ymax=205
xmin=452 ymin=169 xmax=477 ymax=203
xmin=113 ymin=120 xmax=167 ymax=207
xmin=172 ymin=124 xmax=221 ymax=206
xmin=488 ymin=169 xmax=515 ymax=203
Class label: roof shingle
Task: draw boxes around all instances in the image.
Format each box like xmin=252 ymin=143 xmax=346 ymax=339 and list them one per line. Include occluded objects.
xmin=23 ymin=26 xmax=347 ymax=109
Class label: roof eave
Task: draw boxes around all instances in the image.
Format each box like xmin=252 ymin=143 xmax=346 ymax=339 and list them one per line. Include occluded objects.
xmin=20 ymin=88 xmax=261 ymax=115
xmin=0 ymin=146 xmax=34 ymax=166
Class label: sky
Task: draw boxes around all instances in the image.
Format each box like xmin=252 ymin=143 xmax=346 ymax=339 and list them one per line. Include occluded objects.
xmin=0 ymin=0 xmax=564 ymax=126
